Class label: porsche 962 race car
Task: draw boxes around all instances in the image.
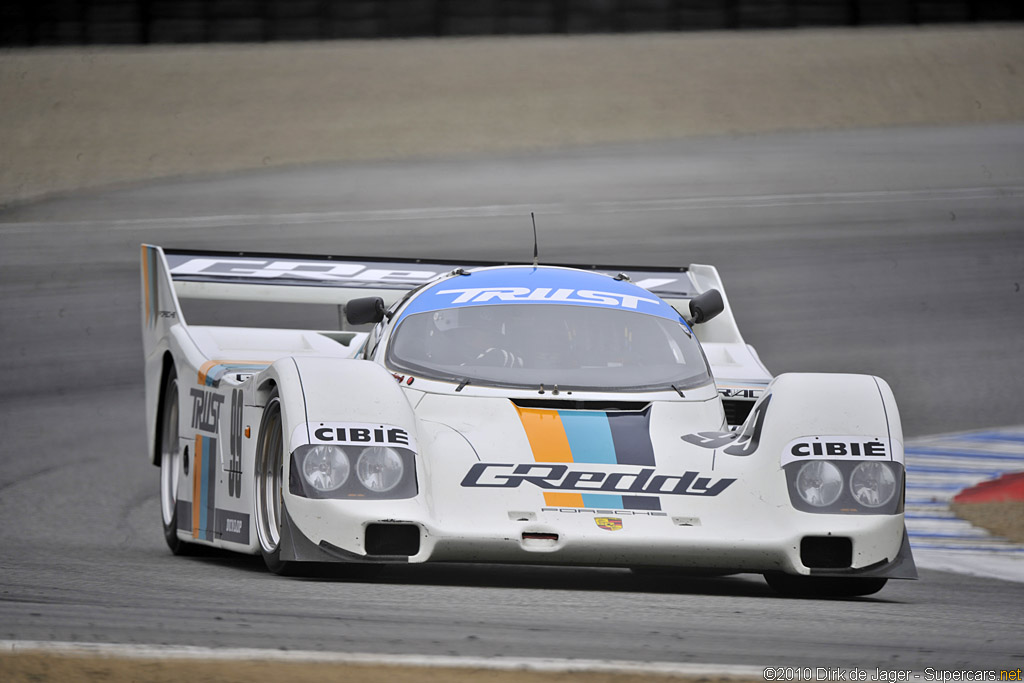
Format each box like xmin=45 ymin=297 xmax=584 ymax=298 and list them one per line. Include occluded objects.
xmin=141 ymin=246 xmax=916 ymax=596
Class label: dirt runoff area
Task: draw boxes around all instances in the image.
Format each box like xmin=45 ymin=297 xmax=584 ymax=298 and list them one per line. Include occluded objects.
xmin=2 ymin=24 xmax=1024 ymax=205
xmin=0 ymin=652 xmax=759 ymax=683
xmin=952 ymin=501 xmax=1024 ymax=544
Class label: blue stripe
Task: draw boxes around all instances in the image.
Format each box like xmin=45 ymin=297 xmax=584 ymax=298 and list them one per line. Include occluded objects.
xmin=582 ymin=493 xmax=624 ymax=509
xmin=560 ymin=411 xmax=617 ymax=465
xmin=905 ymin=514 xmax=959 ymax=521
xmin=199 ymin=437 xmax=209 ymax=534
xmin=205 ymin=364 xmax=269 ymax=387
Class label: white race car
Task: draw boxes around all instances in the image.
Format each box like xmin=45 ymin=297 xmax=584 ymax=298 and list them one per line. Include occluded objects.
xmin=141 ymin=245 xmax=916 ymax=596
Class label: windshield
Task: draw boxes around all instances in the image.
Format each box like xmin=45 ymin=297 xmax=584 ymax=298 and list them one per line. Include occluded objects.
xmin=385 ymin=303 xmax=711 ymax=391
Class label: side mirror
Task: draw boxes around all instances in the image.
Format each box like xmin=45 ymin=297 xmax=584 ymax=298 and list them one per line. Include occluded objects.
xmin=345 ymin=297 xmax=385 ymax=325
xmin=689 ymin=288 xmax=724 ymax=325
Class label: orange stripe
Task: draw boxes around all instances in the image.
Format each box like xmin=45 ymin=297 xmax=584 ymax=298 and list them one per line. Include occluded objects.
xmin=516 ymin=407 xmax=573 ymax=462
xmin=197 ymin=359 xmax=272 ymax=385
xmin=544 ymin=492 xmax=584 ymax=507
xmin=192 ymin=434 xmax=202 ymax=539
xmin=141 ymin=246 xmax=151 ymax=326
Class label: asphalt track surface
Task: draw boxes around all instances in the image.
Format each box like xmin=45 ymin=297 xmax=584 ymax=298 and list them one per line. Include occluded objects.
xmin=1 ymin=123 xmax=1023 ymax=670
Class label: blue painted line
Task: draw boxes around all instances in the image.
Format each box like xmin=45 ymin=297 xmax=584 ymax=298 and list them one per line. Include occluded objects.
xmin=955 ymin=432 xmax=1024 ymax=444
xmin=906 ymin=465 xmax=1008 ymax=477
xmin=905 ymin=499 xmax=953 ymax=506
xmin=905 ymin=514 xmax=959 ymax=521
xmin=909 ymin=531 xmax=999 ymax=540
xmin=905 ymin=447 xmax=1024 ymax=462
xmin=910 ymin=544 xmax=1024 ymax=553
xmin=905 ymin=483 xmax=969 ymax=490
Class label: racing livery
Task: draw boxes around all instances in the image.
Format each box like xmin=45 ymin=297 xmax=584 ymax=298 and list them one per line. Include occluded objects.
xmin=142 ymin=246 xmax=916 ymax=596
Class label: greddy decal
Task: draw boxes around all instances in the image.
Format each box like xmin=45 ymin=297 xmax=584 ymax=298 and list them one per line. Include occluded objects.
xmin=682 ymin=394 xmax=771 ymax=457
xmin=516 ymin=406 xmax=663 ymax=510
xmin=169 ymin=257 xmax=437 ymax=286
xmin=163 ymin=252 xmax=693 ymax=297
xmin=291 ymin=421 xmax=418 ymax=452
xmin=781 ymin=436 xmax=896 ymax=466
xmin=461 ymin=463 xmax=735 ymax=497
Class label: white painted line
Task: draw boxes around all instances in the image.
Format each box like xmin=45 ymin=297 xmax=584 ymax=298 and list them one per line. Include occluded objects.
xmin=2 ymin=185 xmax=1022 ymax=233
xmin=0 ymin=640 xmax=768 ymax=679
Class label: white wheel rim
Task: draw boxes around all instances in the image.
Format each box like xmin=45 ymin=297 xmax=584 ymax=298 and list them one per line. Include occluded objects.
xmin=159 ymin=377 xmax=180 ymax=527
xmin=255 ymin=399 xmax=284 ymax=553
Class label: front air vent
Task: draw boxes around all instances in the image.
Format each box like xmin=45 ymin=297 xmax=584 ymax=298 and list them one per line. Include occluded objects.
xmin=511 ymin=399 xmax=650 ymax=412
xmin=723 ymin=399 xmax=755 ymax=427
xmin=365 ymin=524 xmax=420 ymax=557
xmin=801 ymin=536 xmax=852 ymax=569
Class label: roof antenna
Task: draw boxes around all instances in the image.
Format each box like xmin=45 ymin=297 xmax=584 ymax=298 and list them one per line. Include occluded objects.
xmin=531 ymin=212 xmax=539 ymax=267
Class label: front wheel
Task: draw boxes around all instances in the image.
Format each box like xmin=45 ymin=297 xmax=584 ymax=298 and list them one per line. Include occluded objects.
xmin=764 ymin=572 xmax=888 ymax=598
xmin=254 ymin=396 xmax=296 ymax=575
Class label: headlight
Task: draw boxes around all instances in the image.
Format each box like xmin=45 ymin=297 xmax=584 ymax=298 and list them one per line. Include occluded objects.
xmin=794 ymin=461 xmax=843 ymax=507
xmin=849 ymin=462 xmax=897 ymax=508
xmin=356 ymin=446 xmax=405 ymax=493
xmin=301 ymin=445 xmax=350 ymax=492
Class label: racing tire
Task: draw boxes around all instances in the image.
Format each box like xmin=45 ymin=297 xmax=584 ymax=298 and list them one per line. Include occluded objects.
xmin=763 ymin=572 xmax=888 ymax=598
xmin=254 ymin=395 xmax=298 ymax=575
xmin=159 ymin=366 xmax=196 ymax=555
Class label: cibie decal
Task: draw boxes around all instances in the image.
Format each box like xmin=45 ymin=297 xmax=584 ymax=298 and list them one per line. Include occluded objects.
xmin=461 ymin=463 xmax=735 ymax=497
xmin=291 ymin=422 xmax=417 ymax=453
xmin=595 ymin=517 xmax=623 ymax=531
xmin=781 ymin=436 xmax=895 ymax=467
xmin=435 ymin=287 xmax=659 ymax=310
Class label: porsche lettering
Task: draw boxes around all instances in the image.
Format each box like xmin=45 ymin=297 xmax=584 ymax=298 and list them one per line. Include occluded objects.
xmin=461 ymin=463 xmax=735 ymax=497
xmin=435 ymin=287 xmax=659 ymax=310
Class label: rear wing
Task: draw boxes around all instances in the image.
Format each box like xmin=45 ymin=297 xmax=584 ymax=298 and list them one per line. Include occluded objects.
xmin=144 ymin=244 xmax=750 ymax=343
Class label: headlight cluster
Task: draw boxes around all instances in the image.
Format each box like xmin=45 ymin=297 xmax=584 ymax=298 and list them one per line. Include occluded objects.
xmin=289 ymin=444 xmax=417 ymax=500
xmin=785 ymin=460 xmax=903 ymax=514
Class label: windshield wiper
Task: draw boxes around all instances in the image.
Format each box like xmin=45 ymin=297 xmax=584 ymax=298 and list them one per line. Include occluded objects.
xmin=455 ymin=378 xmax=472 ymax=392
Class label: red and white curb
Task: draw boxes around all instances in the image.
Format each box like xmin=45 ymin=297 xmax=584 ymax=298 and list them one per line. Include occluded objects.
xmin=905 ymin=427 xmax=1024 ymax=582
